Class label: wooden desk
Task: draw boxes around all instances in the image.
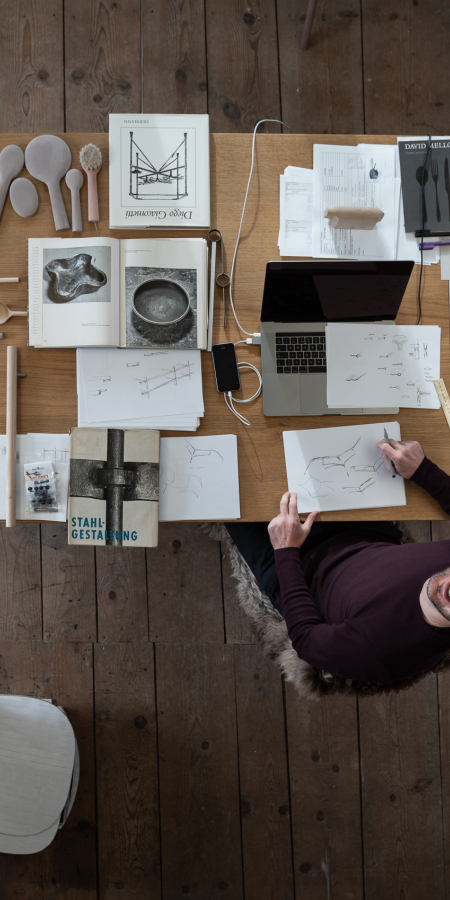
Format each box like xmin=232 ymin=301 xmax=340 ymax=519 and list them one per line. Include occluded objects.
xmin=1 ymin=132 xmax=448 ymax=521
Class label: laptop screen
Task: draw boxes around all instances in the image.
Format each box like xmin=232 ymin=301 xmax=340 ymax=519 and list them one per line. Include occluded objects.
xmin=260 ymin=261 xmax=414 ymax=323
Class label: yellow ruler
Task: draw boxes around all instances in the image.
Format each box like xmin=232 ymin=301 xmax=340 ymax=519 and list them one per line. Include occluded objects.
xmin=434 ymin=379 xmax=450 ymax=428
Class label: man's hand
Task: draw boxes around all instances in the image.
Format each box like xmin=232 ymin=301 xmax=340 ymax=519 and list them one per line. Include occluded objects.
xmin=268 ymin=491 xmax=319 ymax=550
xmin=376 ymin=438 xmax=425 ymax=479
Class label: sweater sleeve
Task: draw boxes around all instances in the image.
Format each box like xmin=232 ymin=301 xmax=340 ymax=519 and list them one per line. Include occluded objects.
xmin=274 ymin=547 xmax=390 ymax=682
xmin=410 ymin=456 xmax=450 ymax=516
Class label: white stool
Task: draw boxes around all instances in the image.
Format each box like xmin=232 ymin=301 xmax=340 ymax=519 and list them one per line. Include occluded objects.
xmin=0 ymin=696 xmax=79 ymax=854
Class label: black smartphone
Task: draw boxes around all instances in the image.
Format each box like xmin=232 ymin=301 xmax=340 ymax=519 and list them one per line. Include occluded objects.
xmin=212 ymin=342 xmax=241 ymax=393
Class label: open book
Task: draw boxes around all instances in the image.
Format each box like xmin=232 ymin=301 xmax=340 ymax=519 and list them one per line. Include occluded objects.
xmin=28 ymin=236 xmax=207 ymax=349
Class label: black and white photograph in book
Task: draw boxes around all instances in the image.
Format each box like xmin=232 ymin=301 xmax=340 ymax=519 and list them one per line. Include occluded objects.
xmin=43 ymin=245 xmax=111 ymax=305
xmin=125 ymin=265 xmax=198 ymax=348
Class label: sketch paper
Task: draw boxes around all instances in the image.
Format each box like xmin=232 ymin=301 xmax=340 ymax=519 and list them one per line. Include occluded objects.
xmin=159 ymin=435 xmax=240 ymax=521
xmin=109 ymin=113 xmax=210 ymax=229
xmin=278 ymin=168 xmax=313 ymax=257
xmin=78 ymin=348 xmax=204 ymax=425
xmin=0 ymin=434 xmax=70 ymax=522
xmin=326 ymin=324 xmax=440 ymax=409
xmin=312 ymin=144 xmax=397 ymax=259
xmin=283 ymin=422 xmax=406 ymax=513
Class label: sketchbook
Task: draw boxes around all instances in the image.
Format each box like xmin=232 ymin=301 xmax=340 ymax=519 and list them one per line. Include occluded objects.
xmin=28 ymin=236 xmax=207 ymax=350
xmin=68 ymin=427 xmax=159 ymax=547
xmin=283 ymin=422 xmax=406 ymax=513
xmin=159 ymin=435 xmax=240 ymax=521
xmin=109 ymin=113 xmax=210 ymax=229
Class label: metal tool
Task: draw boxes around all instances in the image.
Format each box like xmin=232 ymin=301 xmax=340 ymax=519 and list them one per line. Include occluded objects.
xmin=383 ymin=428 xmax=396 ymax=478
xmin=207 ymin=229 xmax=221 ymax=352
xmin=215 ymin=235 xmax=230 ymax=327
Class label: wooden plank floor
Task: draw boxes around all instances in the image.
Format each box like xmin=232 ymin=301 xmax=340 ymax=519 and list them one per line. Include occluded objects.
xmin=0 ymin=1 xmax=449 ymax=897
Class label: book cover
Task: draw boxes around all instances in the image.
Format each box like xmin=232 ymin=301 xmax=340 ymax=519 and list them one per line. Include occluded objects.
xmin=68 ymin=428 xmax=159 ymax=547
xmin=398 ymin=137 xmax=450 ymax=233
xmin=109 ymin=113 xmax=210 ymax=229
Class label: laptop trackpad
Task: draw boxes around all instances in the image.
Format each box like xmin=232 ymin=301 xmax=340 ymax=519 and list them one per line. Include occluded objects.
xmin=299 ymin=374 xmax=363 ymax=416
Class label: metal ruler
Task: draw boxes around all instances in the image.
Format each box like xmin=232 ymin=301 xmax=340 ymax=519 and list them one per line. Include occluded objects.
xmin=434 ymin=378 xmax=450 ymax=428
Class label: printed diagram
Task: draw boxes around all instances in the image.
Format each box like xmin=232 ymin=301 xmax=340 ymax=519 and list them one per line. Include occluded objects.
xmin=392 ymin=334 xmax=407 ymax=352
xmin=136 ymin=361 xmax=193 ymax=397
xmin=409 ymin=341 xmax=420 ymax=360
xmin=299 ymin=437 xmax=385 ymax=500
xmin=417 ymin=386 xmax=431 ymax=406
xmin=129 ymin=131 xmax=188 ymax=200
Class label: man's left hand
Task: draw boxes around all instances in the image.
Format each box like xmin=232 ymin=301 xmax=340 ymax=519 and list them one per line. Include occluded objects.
xmin=268 ymin=491 xmax=319 ymax=550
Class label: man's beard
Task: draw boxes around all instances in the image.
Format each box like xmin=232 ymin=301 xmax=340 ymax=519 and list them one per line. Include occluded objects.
xmin=426 ymin=567 xmax=450 ymax=623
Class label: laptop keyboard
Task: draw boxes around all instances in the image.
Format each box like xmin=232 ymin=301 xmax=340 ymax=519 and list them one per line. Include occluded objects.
xmin=276 ymin=332 xmax=327 ymax=374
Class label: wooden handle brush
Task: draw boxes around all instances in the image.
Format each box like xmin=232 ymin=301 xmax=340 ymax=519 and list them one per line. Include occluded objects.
xmin=80 ymin=143 xmax=102 ymax=226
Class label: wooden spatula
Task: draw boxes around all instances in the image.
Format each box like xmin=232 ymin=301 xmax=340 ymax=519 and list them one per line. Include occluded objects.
xmin=25 ymin=135 xmax=71 ymax=231
xmin=0 ymin=145 xmax=24 ymax=221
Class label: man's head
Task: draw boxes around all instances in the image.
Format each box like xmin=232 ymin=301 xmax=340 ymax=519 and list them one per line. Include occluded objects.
xmin=420 ymin=566 xmax=450 ymax=627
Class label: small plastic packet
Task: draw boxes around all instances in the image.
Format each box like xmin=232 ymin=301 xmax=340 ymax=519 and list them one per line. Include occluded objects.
xmin=24 ymin=461 xmax=60 ymax=514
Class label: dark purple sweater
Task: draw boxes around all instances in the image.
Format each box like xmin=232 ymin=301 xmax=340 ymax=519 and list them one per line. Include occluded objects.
xmin=274 ymin=457 xmax=450 ymax=683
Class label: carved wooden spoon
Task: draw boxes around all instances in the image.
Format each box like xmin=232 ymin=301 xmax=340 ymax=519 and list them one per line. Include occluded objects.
xmin=0 ymin=302 xmax=27 ymax=324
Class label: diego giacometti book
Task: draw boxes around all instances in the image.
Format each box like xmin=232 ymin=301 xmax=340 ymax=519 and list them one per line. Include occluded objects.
xmin=68 ymin=427 xmax=159 ymax=548
xmin=109 ymin=113 xmax=210 ymax=229
xmin=28 ymin=236 xmax=207 ymax=349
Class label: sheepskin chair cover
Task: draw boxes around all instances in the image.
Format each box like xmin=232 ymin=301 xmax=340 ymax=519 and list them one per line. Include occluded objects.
xmin=201 ymin=522 xmax=450 ymax=700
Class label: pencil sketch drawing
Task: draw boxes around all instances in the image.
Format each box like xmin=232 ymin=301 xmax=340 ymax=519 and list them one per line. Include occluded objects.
xmin=342 ymin=477 xmax=376 ymax=494
xmin=136 ymin=361 xmax=193 ymax=397
xmin=392 ymin=334 xmax=407 ymax=351
xmin=304 ymin=437 xmax=361 ymax=476
xmin=160 ymin=466 xmax=201 ymax=498
xmin=129 ymin=131 xmax=188 ymax=201
xmin=417 ymin=386 xmax=431 ymax=406
xmin=185 ymin=440 xmax=223 ymax=467
xmin=346 ymin=373 xmax=366 ymax=381
xmin=423 ymin=344 xmax=428 ymax=358
xmin=350 ymin=352 xmax=363 ymax=358
xmin=349 ymin=456 xmax=384 ymax=474
xmin=298 ymin=476 xmax=334 ymax=499
xmin=409 ymin=341 xmax=420 ymax=359
xmin=379 ymin=352 xmax=394 ymax=358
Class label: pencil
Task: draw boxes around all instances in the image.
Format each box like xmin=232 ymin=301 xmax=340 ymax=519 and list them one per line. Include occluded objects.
xmin=383 ymin=428 xmax=396 ymax=478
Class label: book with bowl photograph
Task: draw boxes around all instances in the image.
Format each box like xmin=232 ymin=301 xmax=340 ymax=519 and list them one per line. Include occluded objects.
xmin=27 ymin=236 xmax=207 ymax=349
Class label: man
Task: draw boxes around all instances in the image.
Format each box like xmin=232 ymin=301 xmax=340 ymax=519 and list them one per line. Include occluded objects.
xmin=226 ymin=438 xmax=450 ymax=684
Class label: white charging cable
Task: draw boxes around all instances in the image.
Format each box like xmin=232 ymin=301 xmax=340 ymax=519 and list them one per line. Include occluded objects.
xmin=228 ymin=117 xmax=291 ymax=337
xmin=221 ymin=117 xmax=289 ymax=425
xmin=223 ymin=341 xmax=262 ymax=427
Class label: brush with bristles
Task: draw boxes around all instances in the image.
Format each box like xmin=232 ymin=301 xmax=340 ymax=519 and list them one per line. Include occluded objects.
xmin=80 ymin=143 xmax=102 ymax=234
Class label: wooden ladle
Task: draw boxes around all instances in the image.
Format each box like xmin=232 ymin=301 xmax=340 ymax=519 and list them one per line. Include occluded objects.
xmin=0 ymin=301 xmax=27 ymax=325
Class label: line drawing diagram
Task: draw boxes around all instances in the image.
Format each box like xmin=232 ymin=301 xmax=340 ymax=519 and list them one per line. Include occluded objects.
xmin=392 ymin=334 xmax=407 ymax=351
xmin=136 ymin=361 xmax=193 ymax=396
xmin=409 ymin=341 xmax=420 ymax=359
xmin=423 ymin=344 xmax=428 ymax=358
xmin=89 ymin=375 xmax=111 ymax=382
xmin=346 ymin=373 xmax=366 ymax=381
xmin=160 ymin=466 xmax=201 ymax=498
xmin=129 ymin=131 xmax=188 ymax=200
xmin=298 ymin=476 xmax=335 ymax=498
xmin=349 ymin=456 xmax=384 ymax=474
xmin=185 ymin=440 xmax=223 ymax=467
xmin=379 ymin=352 xmax=394 ymax=358
xmin=417 ymin=386 xmax=431 ymax=406
xmin=160 ymin=438 xmax=225 ymax=499
xmin=342 ymin=477 xmax=376 ymax=494
xmin=304 ymin=437 xmax=361 ymax=476
xmin=89 ymin=389 xmax=108 ymax=396
xmin=350 ymin=352 xmax=363 ymax=358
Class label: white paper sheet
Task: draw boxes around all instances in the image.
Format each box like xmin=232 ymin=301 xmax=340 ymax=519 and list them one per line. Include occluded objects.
xmin=159 ymin=435 xmax=240 ymax=521
xmin=326 ymin=324 xmax=441 ymax=409
xmin=312 ymin=144 xmax=397 ymax=259
xmin=78 ymin=348 xmax=204 ymax=425
xmin=0 ymin=434 xmax=70 ymax=522
xmin=283 ymin=422 xmax=406 ymax=513
xmin=278 ymin=168 xmax=313 ymax=257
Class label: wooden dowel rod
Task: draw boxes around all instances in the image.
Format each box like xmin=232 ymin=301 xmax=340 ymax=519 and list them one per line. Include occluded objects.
xmin=0 ymin=278 xmax=19 ymax=283
xmin=6 ymin=346 xmax=17 ymax=528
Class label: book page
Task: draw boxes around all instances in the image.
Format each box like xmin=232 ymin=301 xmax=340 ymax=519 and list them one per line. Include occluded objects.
xmin=119 ymin=238 xmax=207 ymax=349
xmin=34 ymin=238 xmax=120 ymax=348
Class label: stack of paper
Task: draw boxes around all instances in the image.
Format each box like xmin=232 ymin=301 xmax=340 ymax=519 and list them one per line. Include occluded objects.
xmin=278 ymin=166 xmax=313 ymax=257
xmin=279 ymin=144 xmax=440 ymax=264
xmin=159 ymin=434 xmax=240 ymax=521
xmin=0 ymin=433 xmax=70 ymax=522
xmin=325 ymin=323 xmax=441 ymax=409
xmin=77 ymin=348 xmax=204 ymax=431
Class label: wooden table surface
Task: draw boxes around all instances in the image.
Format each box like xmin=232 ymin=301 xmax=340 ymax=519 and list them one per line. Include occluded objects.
xmin=1 ymin=131 xmax=448 ymax=521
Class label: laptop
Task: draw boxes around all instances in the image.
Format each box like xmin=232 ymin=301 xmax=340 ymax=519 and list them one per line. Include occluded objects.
xmin=260 ymin=260 xmax=415 ymax=416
